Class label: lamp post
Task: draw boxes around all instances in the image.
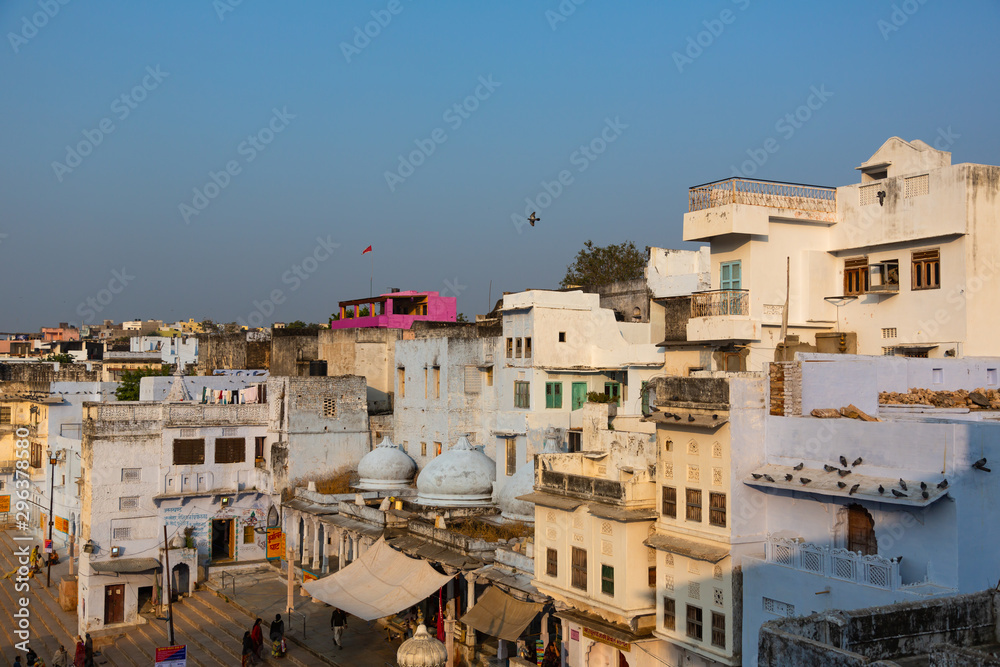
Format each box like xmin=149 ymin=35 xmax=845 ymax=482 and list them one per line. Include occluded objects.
xmin=46 ymin=452 xmax=57 ymax=588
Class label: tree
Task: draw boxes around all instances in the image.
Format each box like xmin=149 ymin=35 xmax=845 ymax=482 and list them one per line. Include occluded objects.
xmin=41 ymin=353 xmax=74 ymax=364
xmin=456 ymin=313 xmax=469 ymax=323
xmin=560 ymin=240 xmax=646 ymax=288
xmin=222 ymin=322 xmax=242 ymax=335
xmin=287 ymin=320 xmax=308 ymax=329
xmin=199 ymin=319 xmax=217 ymax=334
xmin=115 ymin=365 xmax=172 ymax=401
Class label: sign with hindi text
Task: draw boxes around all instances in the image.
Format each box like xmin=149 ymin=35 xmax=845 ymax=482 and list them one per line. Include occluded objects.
xmin=266 ymin=528 xmax=285 ymax=560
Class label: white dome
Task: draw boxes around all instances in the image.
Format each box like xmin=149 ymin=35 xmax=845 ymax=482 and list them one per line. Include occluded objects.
xmin=416 ymin=436 xmax=496 ymax=507
xmin=397 ymin=624 xmax=447 ymax=667
xmin=356 ymin=437 xmax=417 ymax=490
xmin=497 ymin=458 xmax=535 ymax=522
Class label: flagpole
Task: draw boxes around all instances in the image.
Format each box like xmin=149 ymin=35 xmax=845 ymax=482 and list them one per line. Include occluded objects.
xmin=370 ymin=251 xmax=373 ymax=299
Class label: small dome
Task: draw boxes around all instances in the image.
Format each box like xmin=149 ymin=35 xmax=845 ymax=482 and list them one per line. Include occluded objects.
xmin=416 ymin=436 xmax=496 ymax=507
xmin=497 ymin=460 xmax=534 ymax=522
xmin=397 ymin=624 xmax=447 ymax=667
xmin=357 ymin=437 xmax=417 ymax=490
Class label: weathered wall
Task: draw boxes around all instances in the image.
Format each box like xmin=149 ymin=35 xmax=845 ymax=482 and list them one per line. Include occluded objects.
xmin=0 ymin=362 xmax=102 ymax=394
xmin=270 ymin=331 xmax=319 ymax=376
xmin=196 ymin=334 xmax=270 ymax=374
xmin=659 ymin=296 xmax=691 ymax=342
xmin=318 ymin=327 xmax=401 ymax=413
xmin=652 ymin=376 xmax=730 ymax=406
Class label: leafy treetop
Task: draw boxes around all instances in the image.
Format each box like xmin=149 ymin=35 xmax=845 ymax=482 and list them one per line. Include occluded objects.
xmin=561 ymin=240 xmax=646 ymax=288
xmin=115 ymin=365 xmax=172 ymax=401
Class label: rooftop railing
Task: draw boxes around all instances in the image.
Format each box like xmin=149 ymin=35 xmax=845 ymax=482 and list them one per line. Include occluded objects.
xmin=690 ymin=290 xmax=749 ymax=318
xmin=765 ymin=534 xmax=901 ymax=591
xmin=689 ymin=178 xmax=836 ymax=214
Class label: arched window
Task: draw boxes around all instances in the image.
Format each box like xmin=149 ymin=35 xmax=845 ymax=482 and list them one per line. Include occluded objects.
xmin=847 ymin=504 xmax=877 ymax=555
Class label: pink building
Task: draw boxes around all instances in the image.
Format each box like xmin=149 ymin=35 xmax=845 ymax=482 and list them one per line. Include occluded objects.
xmin=41 ymin=323 xmax=81 ymax=342
xmin=330 ymin=290 xmax=457 ymax=330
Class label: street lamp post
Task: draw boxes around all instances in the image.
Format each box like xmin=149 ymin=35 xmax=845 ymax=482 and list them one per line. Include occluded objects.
xmin=46 ymin=452 xmax=57 ymax=588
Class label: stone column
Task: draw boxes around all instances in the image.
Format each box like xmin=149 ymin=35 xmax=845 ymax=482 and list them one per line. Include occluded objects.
xmin=337 ymin=531 xmax=345 ymax=571
xmin=541 ymin=611 xmax=550 ymax=650
xmin=311 ymin=520 xmax=321 ymax=571
xmin=561 ymin=618 xmax=569 ymax=667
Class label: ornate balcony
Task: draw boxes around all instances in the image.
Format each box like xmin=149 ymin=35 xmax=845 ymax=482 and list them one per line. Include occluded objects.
xmin=689 ymin=178 xmax=836 ymax=214
xmin=690 ymin=290 xmax=749 ymax=318
xmin=765 ymin=534 xmax=901 ymax=591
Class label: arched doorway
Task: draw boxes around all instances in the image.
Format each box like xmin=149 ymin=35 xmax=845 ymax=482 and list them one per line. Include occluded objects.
xmin=847 ymin=504 xmax=877 ymax=555
xmin=172 ymin=563 xmax=190 ymax=601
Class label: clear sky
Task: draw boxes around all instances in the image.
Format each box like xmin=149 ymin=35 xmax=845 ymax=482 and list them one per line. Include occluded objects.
xmin=2 ymin=1 xmax=998 ymax=331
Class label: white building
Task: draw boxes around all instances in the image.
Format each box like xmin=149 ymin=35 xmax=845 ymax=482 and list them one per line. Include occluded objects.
xmin=680 ymin=137 xmax=1000 ymax=370
xmin=130 ymin=335 xmax=199 ymax=368
xmin=741 ymin=354 xmax=1000 ymax=666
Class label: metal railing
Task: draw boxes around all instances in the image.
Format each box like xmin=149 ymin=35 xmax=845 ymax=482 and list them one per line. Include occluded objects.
xmin=765 ymin=534 xmax=901 ymax=591
xmin=689 ymin=178 xmax=836 ymax=213
xmin=690 ymin=290 xmax=749 ymax=318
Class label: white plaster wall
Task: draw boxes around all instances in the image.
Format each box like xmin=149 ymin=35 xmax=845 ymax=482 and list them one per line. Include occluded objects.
xmin=646 ymin=247 xmax=711 ymax=299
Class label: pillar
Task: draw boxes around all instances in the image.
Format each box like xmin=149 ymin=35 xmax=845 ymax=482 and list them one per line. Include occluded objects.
xmin=497 ymin=639 xmax=507 ymax=664
xmin=541 ymin=612 xmax=550 ymax=650
xmin=311 ymin=520 xmax=321 ymax=571
xmin=286 ymin=542 xmax=295 ymax=613
xmin=338 ymin=531 xmax=345 ymax=571
xmin=561 ymin=618 xmax=569 ymax=667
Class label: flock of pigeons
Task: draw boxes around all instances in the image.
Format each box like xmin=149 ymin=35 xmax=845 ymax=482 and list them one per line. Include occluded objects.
xmin=751 ymin=455 xmax=991 ymax=499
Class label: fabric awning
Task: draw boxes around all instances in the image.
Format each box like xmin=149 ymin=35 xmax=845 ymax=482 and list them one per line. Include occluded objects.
xmin=90 ymin=557 xmax=162 ymax=574
xmin=302 ymin=537 xmax=453 ymax=621
xmin=460 ymin=586 xmax=543 ymax=642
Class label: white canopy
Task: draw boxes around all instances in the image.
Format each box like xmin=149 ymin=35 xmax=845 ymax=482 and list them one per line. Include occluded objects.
xmin=302 ymin=537 xmax=453 ymax=621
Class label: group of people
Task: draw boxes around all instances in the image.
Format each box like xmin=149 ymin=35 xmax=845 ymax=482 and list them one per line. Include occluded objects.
xmin=13 ymin=634 xmax=92 ymax=667
xmin=241 ymin=614 xmax=286 ymax=665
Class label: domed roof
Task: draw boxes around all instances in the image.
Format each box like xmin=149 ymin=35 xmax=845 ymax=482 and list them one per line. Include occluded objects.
xmin=397 ymin=624 xmax=447 ymax=667
xmin=416 ymin=436 xmax=496 ymax=507
xmin=356 ymin=437 xmax=417 ymax=490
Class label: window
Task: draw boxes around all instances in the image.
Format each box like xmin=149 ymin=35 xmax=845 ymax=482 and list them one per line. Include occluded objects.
xmin=912 ymin=249 xmax=940 ymax=290
xmin=506 ymin=439 xmax=517 ymax=476
xmin=641 ymin=382 xmax=651 ymax=417
xmin=323 ymin=397 xmax=336 ymax=417
xmin=433 ymin=366 xmax=440 ymax=399
xmin=214 ymin=438 xmax=246 ymax=464
xmin=397 ymin=367 xmax=405 ymax=397
xmin=546 ymin=548 xmax=558 ymax=577
xmin=255 ymin=436 xmax=265 ymax=462
xmin=112 ymin=527 xmax=131 ymax=541
xmin=505 ymin=338 xmax=513 ymax=358
xmin=558 ymin=332 xmax=566 ymax=343
xmin=662 ymin=486 xmax=677 ymax=518
xmin=686 ymin=605 xmax=703 ymax=641
xmin=514 ymin=381 xmax=530 ymax=408
xmin=567 ymin=430 xmax=581 ymax=453
xmin=648 ymin=566 xmax=656 ymax=588
xmin=720 ymin=261 xmax=741 ymax=290
xmin=524 ymin=337 xmax=532 ymax=359
xmin=545 ymin=382 xmax=562 ymax=409
xmin=485 ymin=366 xmax=494 ymax=387
xmin=424 ymin=368 xmax=428 ymax=399
xmin=122 ymin=468 xmax=141 ymax=482
xmin=709 ymin=492 xmax=727 ymax=527
xmin=603 ymin=382 xmax=621 ymax=406
xmin=844 ymin=257 xmax=869 ymax=295
xmin=0 ymin=406 xmax=10 ymax=423
xmin=173 ymin=438 xmax=205 ymax=465
xmin=30 ymin=442 xmax=42 ymax=469
xmin=571 ymin=547 xmax=587 ymax=590
xmin=601 ymin=565 xmax=614 ymax=596
xmin=421 ymin=442 xmax=427 ymax=457
xmin=847 ymin=504 xmax=878 ymax=555
xmin=434 ymin=441 xmax=442 ymax=456
xmin=119 ymin=497 xmax=139 ymax=510
xmin=686 ymin=488 xmax=702 ymax=523
xmin=464 ymin=366 xmax=480 ymax=394
xmin=515 ymin=338 xmax=523 ymax=358
xmin=244 ymin=525 xmax=255 ymax=544
xmin=663 ymin=597 xmax=676 ymax=631
xmin=869 ymin=260 xmax=900 ymax=292
xmin=711 ymin=612 xmax=726 ymax=648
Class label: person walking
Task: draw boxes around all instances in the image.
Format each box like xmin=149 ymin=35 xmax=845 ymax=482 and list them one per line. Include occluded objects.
xmin=241 ymin=631 xmax=255 ymax=667
xmin=52 ymin=646 xmax=69 ymax=667
xmin=83 ymin=634 xmax=94 ymax=667
xmin=73 ymin=637 xmax=86 ymax=667
xmin=269 ymin=614 xmax=286 ymax=658
xmin=330 ymin=607 xmax=347 ymax=650
xmin=250 ymin=618 xmax=264 ymax=661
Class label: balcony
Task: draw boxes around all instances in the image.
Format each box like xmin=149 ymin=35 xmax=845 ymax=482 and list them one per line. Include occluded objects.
xmin=684 ymin=178 xmax=837 ymax=241
xmin=687 ymin=290 xmax=759 ymax=342
xmin=765 ymin=535 xmax=901 ymax=591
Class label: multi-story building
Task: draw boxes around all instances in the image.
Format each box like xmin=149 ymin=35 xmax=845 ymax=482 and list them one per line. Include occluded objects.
xmin=129 ymin=335 xmax=198 ymax=368
xmin=680 ymin=137 xmax=1000 ymax=370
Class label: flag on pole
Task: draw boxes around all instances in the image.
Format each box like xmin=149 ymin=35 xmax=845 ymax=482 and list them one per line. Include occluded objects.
xmin=362 ymin=245 xmax=373 ymax=254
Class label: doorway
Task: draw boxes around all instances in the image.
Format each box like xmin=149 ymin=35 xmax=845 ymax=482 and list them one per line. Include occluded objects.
xmin=104 ymin=584 xmax=124 ymax=625
xmin=211 ymin=518 xmax=235 ymax=561
xmin=172 ymin=563 xmax=190 ymax=600
xmin=571 ymin=383 xmax=588 ymax=411
xmin=137 ymin=585 xmax=154 ymax=614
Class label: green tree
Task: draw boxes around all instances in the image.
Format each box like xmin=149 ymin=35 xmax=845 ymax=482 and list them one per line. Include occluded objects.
xmin=41 ymin=353 xmax=75 ymax=364
xmin=560 ymin=240 xmax=646 ymax=288
xmin=456 ymin=313 xmax=469 ymax=323
xmin=115 ymin=365 xmax=172 ymax=401
xmin=287 ymin=320 xmax=307 ymax=329
xmin=199 ymin=319 xmax=217 ymax=334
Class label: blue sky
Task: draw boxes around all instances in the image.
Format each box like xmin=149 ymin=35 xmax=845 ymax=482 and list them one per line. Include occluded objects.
xmin=1 ymin=0 xmax=998 ymax=330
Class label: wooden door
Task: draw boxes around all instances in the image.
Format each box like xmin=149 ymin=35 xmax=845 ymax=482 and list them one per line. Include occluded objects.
xmin=104 ymin=584 xmax=124 ymax=624
xmin=571 ymin=383 xmax=588 ymax=411
xmin=847 ymin=505 xmax=878 ymax=555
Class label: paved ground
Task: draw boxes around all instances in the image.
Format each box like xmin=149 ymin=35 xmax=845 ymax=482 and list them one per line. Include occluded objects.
xmin=0 ymin=531 xmax=402 ymax=666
